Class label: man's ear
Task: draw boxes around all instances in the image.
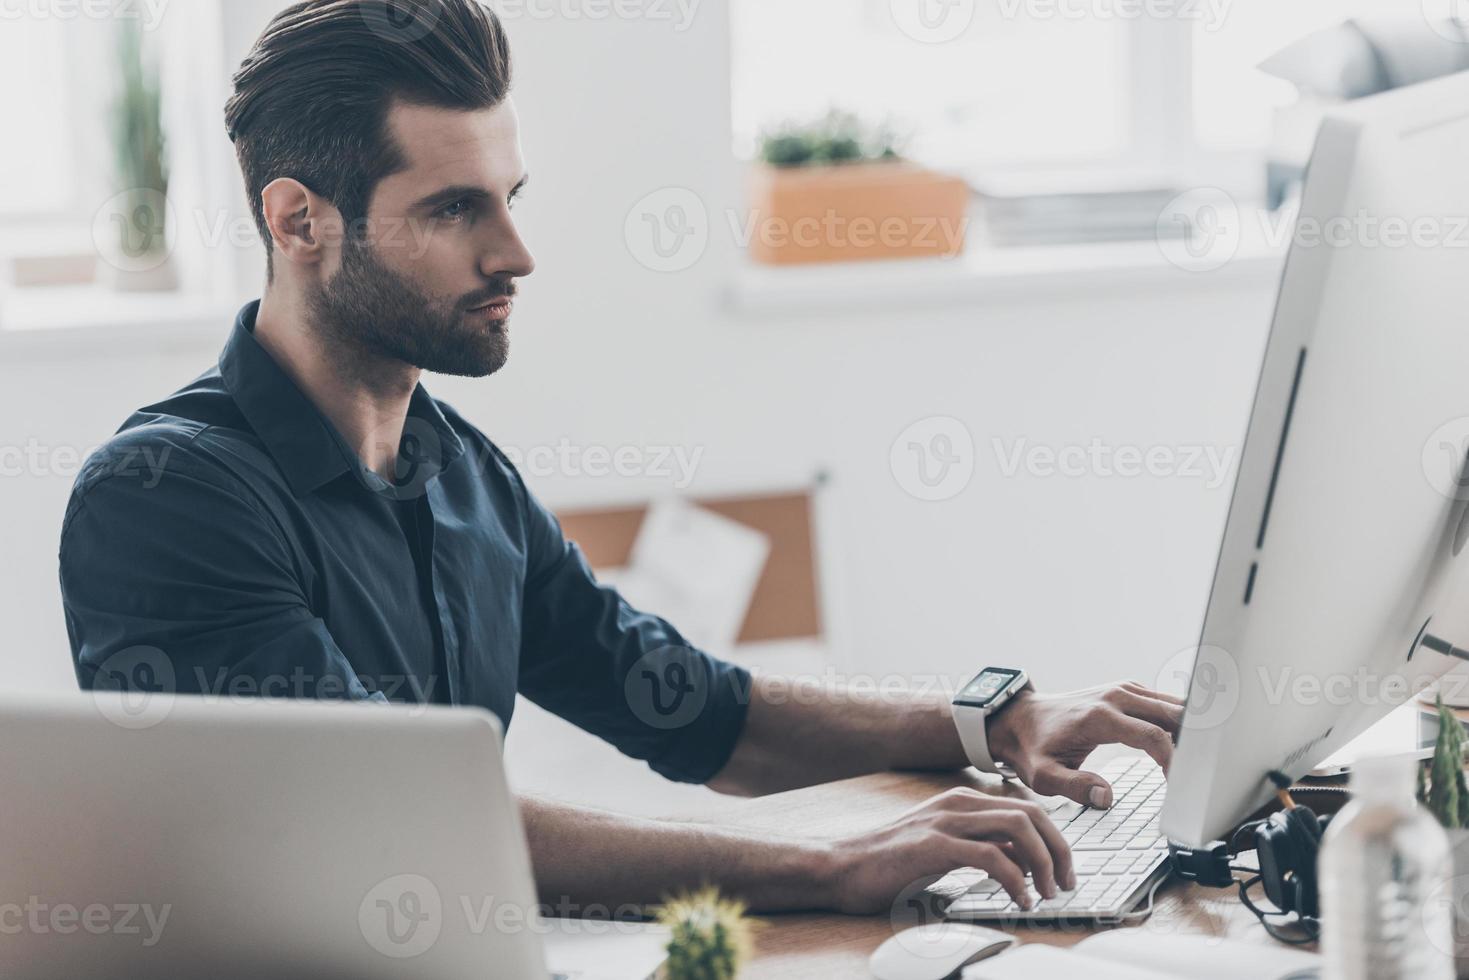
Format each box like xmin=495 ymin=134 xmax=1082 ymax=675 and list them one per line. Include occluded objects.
xmin=260 ymin=178 xmax=346 ymax=270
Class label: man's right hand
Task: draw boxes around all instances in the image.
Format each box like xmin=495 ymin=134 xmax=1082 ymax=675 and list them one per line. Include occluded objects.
xmin=818 ymin=787 xmax=1074 ymax=914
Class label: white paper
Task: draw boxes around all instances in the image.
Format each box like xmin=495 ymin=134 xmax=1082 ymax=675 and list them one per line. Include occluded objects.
xmin=963 ymin=934 xmax=1320 ymax=980
xmin=607 ymin=498 xmax=770 ymax=654
xmin=962 ymin=945 xmax=1168 ymax=980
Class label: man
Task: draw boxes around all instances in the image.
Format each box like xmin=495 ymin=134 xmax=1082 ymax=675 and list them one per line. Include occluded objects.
xmin=60 ymin=0 xmax=1184 ymax=915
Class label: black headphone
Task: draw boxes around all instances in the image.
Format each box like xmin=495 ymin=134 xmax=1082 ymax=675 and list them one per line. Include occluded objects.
xmin=1172 ymin=771 xmax=1330 ymax=945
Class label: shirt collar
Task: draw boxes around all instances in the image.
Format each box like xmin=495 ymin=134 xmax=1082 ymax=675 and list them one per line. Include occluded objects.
xmin=219 ymin=300 xmax=465 ymax=499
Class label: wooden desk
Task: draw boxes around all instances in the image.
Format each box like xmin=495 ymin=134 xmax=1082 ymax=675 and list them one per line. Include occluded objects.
xmin=688 ymin=769 xmax=1288 ymax=979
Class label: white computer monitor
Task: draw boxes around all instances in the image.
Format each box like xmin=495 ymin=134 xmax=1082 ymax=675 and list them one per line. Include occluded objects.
xmin=1161 ymin=69 xmax=1469 ymax=848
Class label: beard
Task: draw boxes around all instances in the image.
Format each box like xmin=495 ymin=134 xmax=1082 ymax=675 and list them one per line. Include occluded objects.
xmin=305 ymin=237 xmax=513 ymax=379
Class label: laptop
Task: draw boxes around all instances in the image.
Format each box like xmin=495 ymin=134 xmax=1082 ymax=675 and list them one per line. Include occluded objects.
xmin=0 ymin=692 xmax=667 ymax=979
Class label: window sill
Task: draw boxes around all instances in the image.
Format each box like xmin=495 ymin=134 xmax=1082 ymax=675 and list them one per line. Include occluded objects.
xmin=722 ymin=235 xmax=1286 ymax=317
xmin=0 ymin=286 xmax=238 ymax=356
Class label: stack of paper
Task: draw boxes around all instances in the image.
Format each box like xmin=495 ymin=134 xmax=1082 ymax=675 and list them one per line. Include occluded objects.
xmin=969 ymin=171 xmax=1187 ymax=247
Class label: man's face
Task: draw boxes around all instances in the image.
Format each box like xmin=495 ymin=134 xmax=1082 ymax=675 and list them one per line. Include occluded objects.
xmin=308 ymin=98 xmax=535 ymax=378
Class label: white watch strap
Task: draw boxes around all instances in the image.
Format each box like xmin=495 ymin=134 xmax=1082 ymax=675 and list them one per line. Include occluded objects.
xmin=952 ymin=702 xmax=1000 ymax=774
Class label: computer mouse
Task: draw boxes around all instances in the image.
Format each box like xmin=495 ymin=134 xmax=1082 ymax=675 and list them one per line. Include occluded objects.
xmin=868 ymin=922 xmax=1017 ymax=980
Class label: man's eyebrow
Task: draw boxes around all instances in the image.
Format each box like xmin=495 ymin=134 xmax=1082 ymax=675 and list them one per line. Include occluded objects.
xmin=412 ymin=174 xmax=530 ymax=211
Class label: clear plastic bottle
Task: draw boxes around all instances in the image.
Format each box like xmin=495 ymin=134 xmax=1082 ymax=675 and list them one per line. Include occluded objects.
xmin=1320 ymin=752 xmax=1454 ymax=979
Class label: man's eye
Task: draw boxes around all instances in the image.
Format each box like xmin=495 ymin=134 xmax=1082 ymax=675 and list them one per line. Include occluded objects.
xmin=439 ymin=200 xmax=473 ymax=221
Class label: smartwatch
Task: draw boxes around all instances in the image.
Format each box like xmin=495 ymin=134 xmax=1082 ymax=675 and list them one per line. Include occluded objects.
xmin=951 ymin=667 xmax=1030 ymax=776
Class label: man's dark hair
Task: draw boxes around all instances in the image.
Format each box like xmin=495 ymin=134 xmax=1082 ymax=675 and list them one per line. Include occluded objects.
xmin=225 ymin=0 xmax=512 ymax=277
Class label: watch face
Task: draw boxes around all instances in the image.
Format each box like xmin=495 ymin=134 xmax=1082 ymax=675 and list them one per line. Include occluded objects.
xmin=955 ymin=668 xmax=1023 ymax=708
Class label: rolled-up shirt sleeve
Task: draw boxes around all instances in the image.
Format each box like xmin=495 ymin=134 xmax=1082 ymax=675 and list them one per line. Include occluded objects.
xmin=511 ymin=468 xmax=751 ymax=784
xmin=60 ymin=438 xmax=385 ymax=704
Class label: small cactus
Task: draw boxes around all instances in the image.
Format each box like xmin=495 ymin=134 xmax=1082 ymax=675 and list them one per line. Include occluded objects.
xmin=1419 ymin=695 xmax=1469 ymax=829
xmin=656 ymin=885 xmax=754 ymax=980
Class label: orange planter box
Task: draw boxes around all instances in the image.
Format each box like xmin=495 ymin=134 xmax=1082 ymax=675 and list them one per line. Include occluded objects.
xmin=746 ymin=161 xmax=970 ymax=266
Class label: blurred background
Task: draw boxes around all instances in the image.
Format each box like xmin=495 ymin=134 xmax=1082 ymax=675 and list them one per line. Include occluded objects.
xmin=2 ymin=0 xmax=1465 ymax=810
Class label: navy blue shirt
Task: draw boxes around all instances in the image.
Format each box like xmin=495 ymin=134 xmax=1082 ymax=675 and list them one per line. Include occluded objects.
xmin=59 ymin=301 xmax=750 ymax=784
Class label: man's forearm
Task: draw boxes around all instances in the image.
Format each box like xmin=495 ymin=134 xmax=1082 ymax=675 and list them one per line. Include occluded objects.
xmin=521 ymin=795 xmax=836 ymax=912
xmin=707 ymin=675 xmax=970 ymax=796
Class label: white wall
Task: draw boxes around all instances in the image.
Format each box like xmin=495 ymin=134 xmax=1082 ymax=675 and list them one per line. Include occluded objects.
xmin=0 ymin=3 xmax=1277 ymax=713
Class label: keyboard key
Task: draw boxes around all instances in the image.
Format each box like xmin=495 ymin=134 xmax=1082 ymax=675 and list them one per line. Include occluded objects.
xmin=1046 ymin=801 xmax=1084 ymax=825
xmin=948 ymin=894 xmax=1013 ymax=914
xmin=1072 ymin=839 xmax=1128 ymax=851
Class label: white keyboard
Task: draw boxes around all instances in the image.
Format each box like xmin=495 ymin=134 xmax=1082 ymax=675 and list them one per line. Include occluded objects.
xmin=931 ymin=757 xmax=1171 ymax=922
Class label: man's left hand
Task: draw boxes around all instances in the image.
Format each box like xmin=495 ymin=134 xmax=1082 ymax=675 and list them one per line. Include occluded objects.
xmin=985 ymin=681 xmax=1185 ymax=808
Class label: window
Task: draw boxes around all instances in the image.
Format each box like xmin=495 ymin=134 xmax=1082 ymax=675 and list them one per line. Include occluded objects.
xmin=0 ymin=1 xmax=240 ymax=323
xmin=731 ymin=1 xmax=1129 ymax=170
xmin=732 ymin=0 xmax=1434 ymax=191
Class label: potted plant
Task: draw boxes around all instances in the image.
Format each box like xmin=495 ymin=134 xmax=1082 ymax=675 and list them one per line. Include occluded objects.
xmin=101 ymin=17 xmax=177 ymax=292
xmin=746 ymin=109 xmax=969 ymax=266
xmin=1418 ymin=696 xmax=1469 ymax=976
xmin=656 ymin=885 xmax=755 ymax=980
